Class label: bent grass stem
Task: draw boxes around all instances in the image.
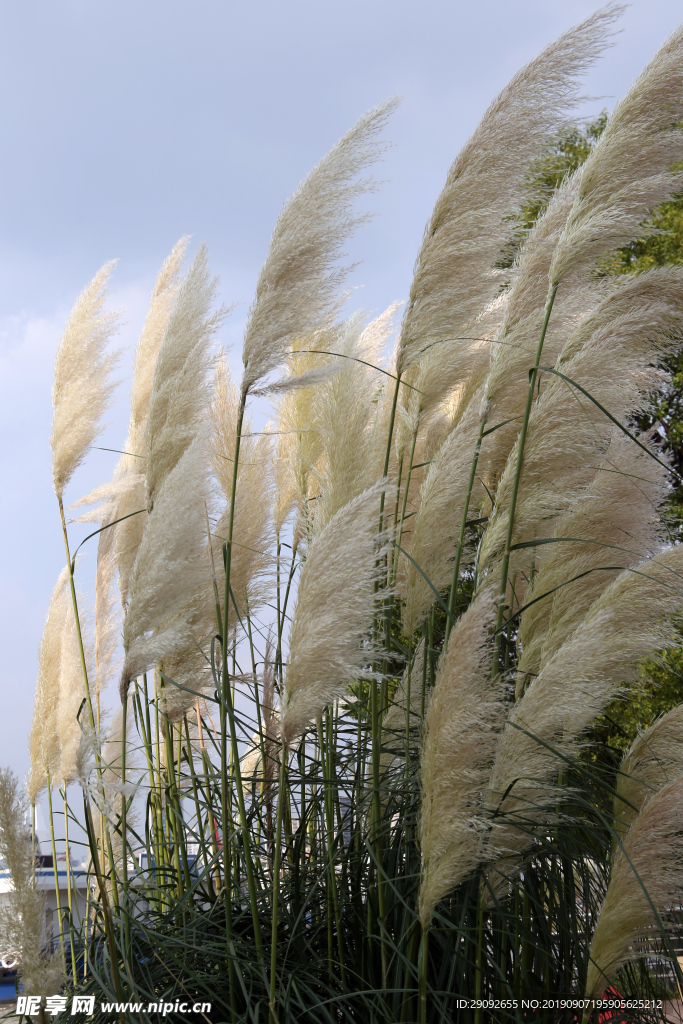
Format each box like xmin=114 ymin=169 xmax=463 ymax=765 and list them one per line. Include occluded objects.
xmin=493 ymin=283 xmax=558 ymax=668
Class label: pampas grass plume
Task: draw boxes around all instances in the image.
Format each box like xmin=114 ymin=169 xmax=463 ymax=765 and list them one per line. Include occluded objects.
xmin=146 ymin=243 xmax=223 ymax=508
xmin=552 ymin=23 xmax=683 ymax=284
xmin=28 ymin=570 xmax=69 ymax=804
xmin=111 ymin=238 xmax=188 ymax=606
xmin=122 ymin=434 xmax=211 ymax=690
xmin=129 ymin=236 xmax=189 ymax=447
xmin=402 ymin=394 xmax=487 ymax=633
xmin=477 ymin=267 xmax=683 ymax=594
xmin=486 ymin=545 xmax=683 ymax=884
xmin=57 ymin=606 xmax=91 ymax=787
xmin=516 ymin=432 xmax=668 ymax=690
xmin=51 ymin=262 xmax=120 ymax=500
xmin=614 ymin=704 xmax=683 ymax=839
xmin=281 ymin=483 xmax=393 ymax=747
xmin=211 ymin=353 xmax=274 ymax=623
xmin=314 ymin=308 xmax=398 ymax=532
xmin=242 ymin=99 xmax=398 ymax=395
xmin=585 ymin=777 xmax=683 ymax=1002
xmin=418 ymin=592 xmax=501 ymax=925
xmin=0 ymin=769 xmax=63 ymax=999
xmin=397 ymin=5 xmax=621 ymax=375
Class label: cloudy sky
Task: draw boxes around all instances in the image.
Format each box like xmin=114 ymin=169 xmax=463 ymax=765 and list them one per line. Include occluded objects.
xmin=0 ymin=0 xmax=681 ymax=788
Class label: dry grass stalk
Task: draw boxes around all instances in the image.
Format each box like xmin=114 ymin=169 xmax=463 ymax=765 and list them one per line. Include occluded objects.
xmin=99 ymin=700 xmax=136 ymax=877
xmin=51 ymin=262 xmax=120 ymax=499
xmin=381 ymin=640 xmax=424 ymax=758
xmin=281 ymin=483 xmax=394 ymax=747
xmin=242 ymin=637 xmax=279 ymax=839
xmin=241 ymin=99 xmax=398 ymax=395
xmin=0 ymin=770 xmax=63 ymax=999
xmin=584 ymin=776 xmax=683 ymax=1001
xmin=419 ymin=592 xmax=501 ymax=925
xmin=396 ymin=5 xmax=621 ymax=375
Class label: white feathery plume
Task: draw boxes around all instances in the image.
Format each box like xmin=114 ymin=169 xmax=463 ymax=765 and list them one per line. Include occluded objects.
xmin=121 ymin=435 xmax=212 ymax=692
xmin=273 ymin=426 xmax=300 ymax=538
xmin=56 ymin=605 xmax=92 ymax=787
xmin=552 ymin=23 xmax=683 ymax=285
xmin=485 ymin=545 xmax=683 ymax=888
xmin=28 ymin=570 xmax=69 ymax=804
xmin=402 ymin=394 xmax=487 ymax=633
xmin=66 ymin=241 xmax=188 ymax=602
xmin=161 ymin=642 xmax=215 ymax=725
xmin=281 ymin=483 xmax=394 ymax=747
xmin=313 ymin=308 xmax=396 ymax=533
xmin=396 ymin=293 xmax=502 ymax=463
xmin=99 ymin=700 xmax=137 ymax=880
xmin=419 ymin=381 xmax=486 ymax=468
xmin=113 ymin=239 xmax=188 ymax=604
xmin=211 ymin=354 xmax=275 ymax=624
xmin=400 ymin=172 xmax=604 ymax=632
xmin=516 ymin=432 xmax=669 ymax=690
xmin=360 ymin=331 xmax=408 ymax=491
xmin=418 ymin=593 xmax=502 ymax=925
xmin=584 ymin=777 xmax=683 ymax=1001
xmin=146 ymin=243 xmax=223 ymax=508
xmin=614 ymin=704 xmax=683 ymax=840
xmin=242 ymin=99 xmax=398 ymax=395
xmin=481 ymin=167 xmax=609 ymax=494
xmin=273 ymin=343 xmax=329 ymax=546
xmin=241 ymin=637 xmax=279 ymax=800
xmin=110 ymin=477 xmax=148 ymax=615
xmin=65 ymin=474 xmax=139 ymax=530
xmin=396 ymin=5 xmax=622 ymax=376
xmin=51 ymin=262 xmax=120 ymax=500
xmin=129 ymin=237 xmax=189 ymax=450
xmin=0 ymin=771 xmax=33 ymax=893
xmin=0 ymin=770 xmax=63 ymax=999
xmin=94 ymin=526 xmax=122 ymax=709
xmin=477 ymin=267 xmax=683 ymax=594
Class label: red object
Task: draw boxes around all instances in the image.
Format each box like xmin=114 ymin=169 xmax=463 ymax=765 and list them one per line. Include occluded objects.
xmin=565 ymin=988 xmax=624 ymax=1024
xmin=597 ymin=987 xmax=623 ymax=1022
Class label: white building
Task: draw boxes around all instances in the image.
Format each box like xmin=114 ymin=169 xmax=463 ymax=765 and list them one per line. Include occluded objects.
xmin=0 ymin=847 xmax=91 ymax=971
